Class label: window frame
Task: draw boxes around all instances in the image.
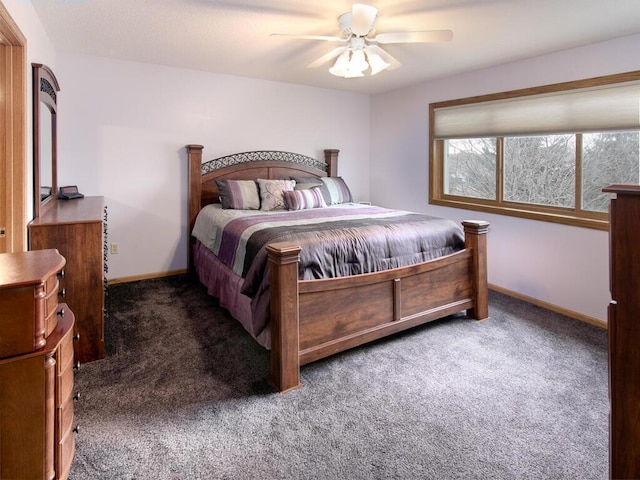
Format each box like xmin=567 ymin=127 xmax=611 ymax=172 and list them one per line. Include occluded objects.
xmin=429 ymin=71 xmax=640 ymax=231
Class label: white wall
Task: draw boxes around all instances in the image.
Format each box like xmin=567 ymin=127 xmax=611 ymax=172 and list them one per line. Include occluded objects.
xmin=370 ymin=34 xmax=640 ymax=323
xmin=56 ymin=54 xmax=370 ymax=280
xmin=4 ymin=0 xmax=56 ymax=221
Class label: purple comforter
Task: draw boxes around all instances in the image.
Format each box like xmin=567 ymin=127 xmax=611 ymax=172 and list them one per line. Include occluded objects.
xmin=212 ymin=205 xmax=465 ymax=297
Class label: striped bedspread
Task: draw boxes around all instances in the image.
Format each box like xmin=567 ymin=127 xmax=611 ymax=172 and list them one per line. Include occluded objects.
xmin=192 ymin=203 xmax=465 ymax=299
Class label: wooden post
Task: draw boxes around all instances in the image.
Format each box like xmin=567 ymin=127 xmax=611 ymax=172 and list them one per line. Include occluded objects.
xmin=266 ymin=242 xmax=302 ymax=393
xmin=323 ymin=149 xmax=339 ymax=177
xmin=602 ymin=184 xmax=640 ymax=480
xmin=185 ymin=145 xmax=203 ymax=274
xmin=462 ymin=220 xmax=490 ymax=320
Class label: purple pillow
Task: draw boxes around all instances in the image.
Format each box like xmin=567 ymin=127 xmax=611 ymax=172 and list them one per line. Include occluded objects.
xmin=283 ymin=187 xmax=327 ymax=210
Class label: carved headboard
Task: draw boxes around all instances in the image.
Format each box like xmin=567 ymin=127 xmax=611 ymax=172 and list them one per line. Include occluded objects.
xmin=184 ymin=145 xmax=340 ymax=269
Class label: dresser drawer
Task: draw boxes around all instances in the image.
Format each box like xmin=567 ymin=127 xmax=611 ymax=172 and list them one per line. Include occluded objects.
xmin=57 ymin=365 xmax=75 ymax=414
xmin=56 ymin=308 xmax=75 ymax=408
xmin=44 ymin=277 xmax=60 ymax=337
xmin=58 ymin=368 xmax=74 ymax=407
xmin=57 ymin=428 xmax=76 ymax=480
xmin=57 ymin=398 xmax=74 ymax=442
xmin=56 ymin=311 xmax=75 ymax=375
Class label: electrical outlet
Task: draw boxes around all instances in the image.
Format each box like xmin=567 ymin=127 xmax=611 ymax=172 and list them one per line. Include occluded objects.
xmin=110 ymin=243 xmax=119 ymax=255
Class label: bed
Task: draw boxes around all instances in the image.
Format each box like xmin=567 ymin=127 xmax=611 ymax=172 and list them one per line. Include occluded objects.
xmin=186 ymin=145 xmax=489 ymax=392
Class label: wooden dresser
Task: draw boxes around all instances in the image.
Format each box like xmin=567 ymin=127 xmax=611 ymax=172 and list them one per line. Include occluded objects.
xmin=29 ymin=196 xmax=106 ymax=363
xmin=0 ymin=249 xmax=77 ymax=480
xmin=603 ymin=184 xmax=640 ymax=479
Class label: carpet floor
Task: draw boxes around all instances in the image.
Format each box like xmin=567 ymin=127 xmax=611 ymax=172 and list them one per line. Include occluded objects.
xmin=69 ymin=275 xmax=608 ymax=479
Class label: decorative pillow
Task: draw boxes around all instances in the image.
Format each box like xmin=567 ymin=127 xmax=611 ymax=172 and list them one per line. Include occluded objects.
xmin=215 ymin=179 xmax=260 ymax=210
xmin=291 ymin=176 xmax=323 ymax=190
xmin=320 ymin=177 xmax=353 ymax=204
xmin=283 ymin=187 xmax=327 ymax=211
xmin=257 ymin=179 xmax=295 ymax=211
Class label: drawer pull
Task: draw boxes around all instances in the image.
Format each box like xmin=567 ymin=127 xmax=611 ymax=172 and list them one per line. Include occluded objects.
xmin=58 ymin=288 xmax=66 ymax=298
xmin=57 ymin=270 xmax=65 ymax=278
xmin=73 ymin=392 xmax=81 ymax=401
xmin=73 ymin=425 xmax=80 ymax=434
xmin=57 ymin=308 xmax=65 ymax=317
xmin=73 ymin=361 xmax=81 ymax=371
xmin=73 ymin=332 xmax=81 ymax=342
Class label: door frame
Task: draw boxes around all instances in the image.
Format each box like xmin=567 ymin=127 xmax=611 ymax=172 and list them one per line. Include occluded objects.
xmin=0 ymin=1 xmax=26 ymax=253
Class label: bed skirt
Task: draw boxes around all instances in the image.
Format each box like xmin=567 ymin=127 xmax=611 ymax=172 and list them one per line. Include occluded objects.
xmin=194 ymin=240 xmax=271 ymax=348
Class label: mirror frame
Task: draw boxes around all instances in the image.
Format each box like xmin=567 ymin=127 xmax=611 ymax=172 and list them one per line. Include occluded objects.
xmin=32 ymin=63 xmax=60 ymax=218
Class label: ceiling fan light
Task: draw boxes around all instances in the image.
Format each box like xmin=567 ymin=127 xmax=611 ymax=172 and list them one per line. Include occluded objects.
xmin=329 ymin=50 xmax=351 ymax=77
xmin=367 ymin=52 xmax=390 ymax=75
xmin=350 ymin=49 xmax=368 ymax=72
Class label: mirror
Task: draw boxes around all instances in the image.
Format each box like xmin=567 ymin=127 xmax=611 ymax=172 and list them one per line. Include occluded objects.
xmin=39 ymin=107 xmax=53 ymax=200
xmin=32 ymin=63 xmax=60 ymax=218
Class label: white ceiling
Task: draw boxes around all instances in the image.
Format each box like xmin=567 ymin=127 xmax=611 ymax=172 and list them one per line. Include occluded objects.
xmin=32 ymin=0 xmax=640 ymax=95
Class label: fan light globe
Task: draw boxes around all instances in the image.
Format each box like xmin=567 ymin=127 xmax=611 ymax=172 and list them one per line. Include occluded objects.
xmin=329 ymin=50 xmax=351 ymax=77
xmin=350 ymin=50 xmax=368 ymax=72
xmin=366 ymin=51 xmax=390 ymax=75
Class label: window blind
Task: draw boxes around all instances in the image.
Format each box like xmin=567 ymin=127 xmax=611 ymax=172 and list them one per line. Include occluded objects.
xmin=433 ymin=80 xmax=640 ymax=139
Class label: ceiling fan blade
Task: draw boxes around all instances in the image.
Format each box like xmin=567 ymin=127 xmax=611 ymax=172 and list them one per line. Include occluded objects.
xmin=351 ymin=3 xmax=378 ymax=36
xmin=270 ymin=34 xmax=345 ymax=42
xmin=365 ymin=45 xmax=401 ymax=71
xmin=374 ymin=30 xmax=453 ymax=44
xmin=307 ymin=47 xmax=348 ymax=68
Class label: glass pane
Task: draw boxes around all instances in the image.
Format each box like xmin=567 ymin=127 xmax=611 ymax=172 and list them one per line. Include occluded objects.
xmin=504 ymin=135 xmax=575 ymax=208
xmin=444 ymin=138 xmax=496 ymax=200
xmin=582 ymin=132 xmax=640 ymax=212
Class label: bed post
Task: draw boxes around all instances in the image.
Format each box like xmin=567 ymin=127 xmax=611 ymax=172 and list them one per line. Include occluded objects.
xmin=266 ymin=242 xmax=302 ymax=393
xmin=462 ymin=220 xmax=490 ymax=320
xmin=324 ymin=149 xmax=339 ymax=177
xmin=185 ymin=145 xmax=203 ymax=274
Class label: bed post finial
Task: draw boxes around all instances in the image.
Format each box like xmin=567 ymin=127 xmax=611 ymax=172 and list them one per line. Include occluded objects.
xmin=324 ymin=149 xmax=339 ymax=177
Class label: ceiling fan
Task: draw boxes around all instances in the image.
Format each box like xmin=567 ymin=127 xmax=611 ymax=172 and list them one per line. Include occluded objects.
xmin=270 ymin=3 xmax=453 ymax=78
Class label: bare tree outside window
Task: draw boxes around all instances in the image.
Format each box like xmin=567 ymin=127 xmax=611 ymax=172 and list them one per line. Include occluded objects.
xmin=444 ymin=138 xmax=496 ymax=200
xmin=504 ymin=135 xmax=575 ymax=208
xmin=582 ymin=131 xmax=640 ymax=212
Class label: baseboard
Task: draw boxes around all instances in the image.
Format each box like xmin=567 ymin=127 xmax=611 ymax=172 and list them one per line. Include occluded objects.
xmin=107 ymin=269 xmax=188 ymax=285
xmin=489 ymin=283 xmax=607 ymax=329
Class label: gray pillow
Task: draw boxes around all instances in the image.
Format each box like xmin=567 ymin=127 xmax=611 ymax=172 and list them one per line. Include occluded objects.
xmin=215 ymin=179 xmax=260 ymax=210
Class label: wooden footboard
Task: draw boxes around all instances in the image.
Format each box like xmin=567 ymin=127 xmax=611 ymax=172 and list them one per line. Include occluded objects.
xmin=267 ymin=220 xmax=489 ymax=393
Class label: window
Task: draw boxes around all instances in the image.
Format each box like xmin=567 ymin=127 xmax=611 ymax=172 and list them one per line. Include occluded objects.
xmin=430 ymin=71 xmax=640 ymax=230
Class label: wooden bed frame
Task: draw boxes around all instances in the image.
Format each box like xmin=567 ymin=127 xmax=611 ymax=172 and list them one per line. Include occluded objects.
xmin=186 ymin=145 xmax=489 ymax=393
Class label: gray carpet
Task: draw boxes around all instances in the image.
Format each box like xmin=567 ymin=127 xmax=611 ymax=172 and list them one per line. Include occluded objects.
xmin=69 ymin=275 xmax=608 ymax=480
